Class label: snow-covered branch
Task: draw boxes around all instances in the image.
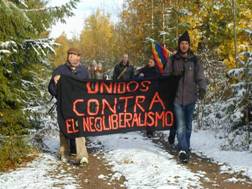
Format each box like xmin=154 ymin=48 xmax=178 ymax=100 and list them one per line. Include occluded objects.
xmin=23 ymin=38 xmax=56 ymax=56
xmin=0 ymin=40 xmax=18 ymax=60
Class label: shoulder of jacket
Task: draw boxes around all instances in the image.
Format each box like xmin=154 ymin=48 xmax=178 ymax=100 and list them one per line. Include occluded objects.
xmin=57 ymin=63 xmax=67 ymax=68
xmin=115 ymin=63 xmax=121 ymax=68
xmin=53 ymin=64 xmax=66 ymax=72
xmin=79 ymin=64 xmax=88 ymax=70
xmin=190 ymin=55 xmax=199 ymax=65
xmin=173 ymin=53 xmax=181 ymax=61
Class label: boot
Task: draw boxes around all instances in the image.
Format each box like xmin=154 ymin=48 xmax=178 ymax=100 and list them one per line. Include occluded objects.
xmin=178 ymin=150 xmax=189 ymax=163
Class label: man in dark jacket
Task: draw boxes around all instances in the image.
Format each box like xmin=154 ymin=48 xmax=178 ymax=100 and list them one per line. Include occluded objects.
xmin=113 ymin=54 xmax=134 ymax=80
xmin=136 ymin=58 xmax=160 ymax=137
xmin=165 ymin=31 xmax=207 ymax=163
xmin=136 ymin=58 xmax=160 ymax=79
xmin=48 ymin=48 xmax=89 ymax=165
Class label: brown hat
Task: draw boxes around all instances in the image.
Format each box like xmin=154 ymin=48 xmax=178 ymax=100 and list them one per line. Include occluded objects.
xmin=67 ymin=48 xmax=81 ymax=56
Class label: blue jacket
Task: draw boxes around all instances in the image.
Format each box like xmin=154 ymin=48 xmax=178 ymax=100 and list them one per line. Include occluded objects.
xmin=48 ymin=62 xmax=89 ymax=97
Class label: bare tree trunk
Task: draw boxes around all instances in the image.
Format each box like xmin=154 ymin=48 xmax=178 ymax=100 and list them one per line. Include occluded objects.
xmin=151 ymin=0 xmax=154 ymax=31
xmin=175 ymin=0 xmax=179 ymax=39
xmin=232 ymin=0 xmax=238 ymax=67
xmin=245 ymin=58 xmax=251 ymax=148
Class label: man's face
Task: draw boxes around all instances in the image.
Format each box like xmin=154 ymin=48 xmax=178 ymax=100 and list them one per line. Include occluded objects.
xmin=148 ymin=59 xmax=155 ymax=67
xmin=179 ymin=41 xmax=190 ymax=54
xmin=68 ymin=53 xmax=80 ymax=67
xmin=123 ymin=54 xmax=128 ymax=64
xmin=97 ymin=65 xmax=102 ymax=71
xmin=90 ymin=65 xmax=96 ymax=70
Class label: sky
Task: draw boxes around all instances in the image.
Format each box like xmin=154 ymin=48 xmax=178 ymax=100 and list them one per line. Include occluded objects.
xmin=48 ymin=0 xmax=124 ymax=39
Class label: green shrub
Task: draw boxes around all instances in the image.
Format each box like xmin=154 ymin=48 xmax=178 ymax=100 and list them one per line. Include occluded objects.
xmin=0 ymin=137 xmax=32 ymax=172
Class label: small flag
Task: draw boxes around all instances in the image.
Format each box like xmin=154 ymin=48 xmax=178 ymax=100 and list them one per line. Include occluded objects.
xmin=151 ymin=42 xmax=170 ymax=73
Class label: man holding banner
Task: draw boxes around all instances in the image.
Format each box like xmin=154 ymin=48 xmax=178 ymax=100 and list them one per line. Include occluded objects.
xmin=112 ymin=53 xmax=134 ymax=80
xmin=165 ymin=31 xmax=207 ymax=163
xmin=136 ymin=58 xmax=160 ymax=137
xmin=48 ymin=48 xmax=89 ymax=165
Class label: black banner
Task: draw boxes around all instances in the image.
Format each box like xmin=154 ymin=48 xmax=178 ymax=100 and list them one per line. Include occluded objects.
xmin=57 ymin=75 xmax=180 ymax=138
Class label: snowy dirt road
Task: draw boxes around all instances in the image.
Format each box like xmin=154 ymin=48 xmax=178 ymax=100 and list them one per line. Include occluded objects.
xmin=1 ymin=131 xmax=252 ymax=189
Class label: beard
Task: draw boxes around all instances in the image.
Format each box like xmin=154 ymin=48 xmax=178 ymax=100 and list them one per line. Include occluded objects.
xmin=180 ymin=51 xmax=187 ymax=54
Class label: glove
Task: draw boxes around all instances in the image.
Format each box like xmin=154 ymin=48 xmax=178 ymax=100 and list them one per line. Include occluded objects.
xmin=199 ymin=88 xmax=206 ymax=100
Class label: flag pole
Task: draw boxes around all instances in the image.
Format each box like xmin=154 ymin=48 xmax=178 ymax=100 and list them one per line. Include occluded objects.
xmin=162 ymin=0 xmax=165 ymax=47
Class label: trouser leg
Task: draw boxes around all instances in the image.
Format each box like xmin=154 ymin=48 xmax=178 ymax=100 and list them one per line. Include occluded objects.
xmin=168 ymin=120 xmax=176 ymax=144
xmin=174 ymin=103 xmax=187 ymax=151
xmin=75 ymin=137 xmax=88 ymax=161
xmin=184 ymin=103 xmax=196 ymax=150
xmin=59 ymin=132 xmax=69 ymax=158
xmin=69 ymin=138 xmax=76 ymax=154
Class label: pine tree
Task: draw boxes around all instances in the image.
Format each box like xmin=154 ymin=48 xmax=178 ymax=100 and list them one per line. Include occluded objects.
xmin=0 ymin=0 xmax=79 ymax=170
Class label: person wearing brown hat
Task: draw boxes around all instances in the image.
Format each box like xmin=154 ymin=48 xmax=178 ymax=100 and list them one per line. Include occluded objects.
xmin=164 ymin=31 xmax=207 ymax=163
xmin=67 ymin=47 xmax=81 ymax=55
xmin=48 ymin=47 xmax=89 ymax=165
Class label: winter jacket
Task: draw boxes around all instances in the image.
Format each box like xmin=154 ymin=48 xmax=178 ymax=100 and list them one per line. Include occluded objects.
xmin=136 ymin=65 xmax=160 ymax=78
xmin=48 ymin=62 xmax=89 ymax=97
xmin=164 ymin=52 xmax=207 ymax=105
xmin=112 ymin=61 xmax=134 ymax=80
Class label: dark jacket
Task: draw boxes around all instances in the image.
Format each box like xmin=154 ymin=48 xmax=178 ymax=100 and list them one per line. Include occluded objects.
xmin=136 ymin=65 xmax=160 ymax=78
xmin=48 ymin=62 xmax=89 ymax=97
xmin=112 ymin=61 xmax=134 ymax=80
xmin=164 ymin=52 xmax=207 ymax=105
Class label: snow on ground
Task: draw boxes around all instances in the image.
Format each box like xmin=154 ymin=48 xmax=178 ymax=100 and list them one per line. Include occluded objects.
xmin=0 ymin=130 xmax=204 ymax=189
xmin=190 ymin=129 xmax=252 ymax=179
xmin=90 ymin=132 xmax=204 ymax=189
xmin=1 ymin=107 xmax=251 ymax=189
xmin=0 ymin=134 xmax=78 ymax=189
xmin=161 ymin=127 xmax=252 ymax=181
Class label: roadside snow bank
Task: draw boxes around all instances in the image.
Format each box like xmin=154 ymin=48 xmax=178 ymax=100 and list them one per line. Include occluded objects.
xmin=191 ymin=129 xmax=252 ymax=179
